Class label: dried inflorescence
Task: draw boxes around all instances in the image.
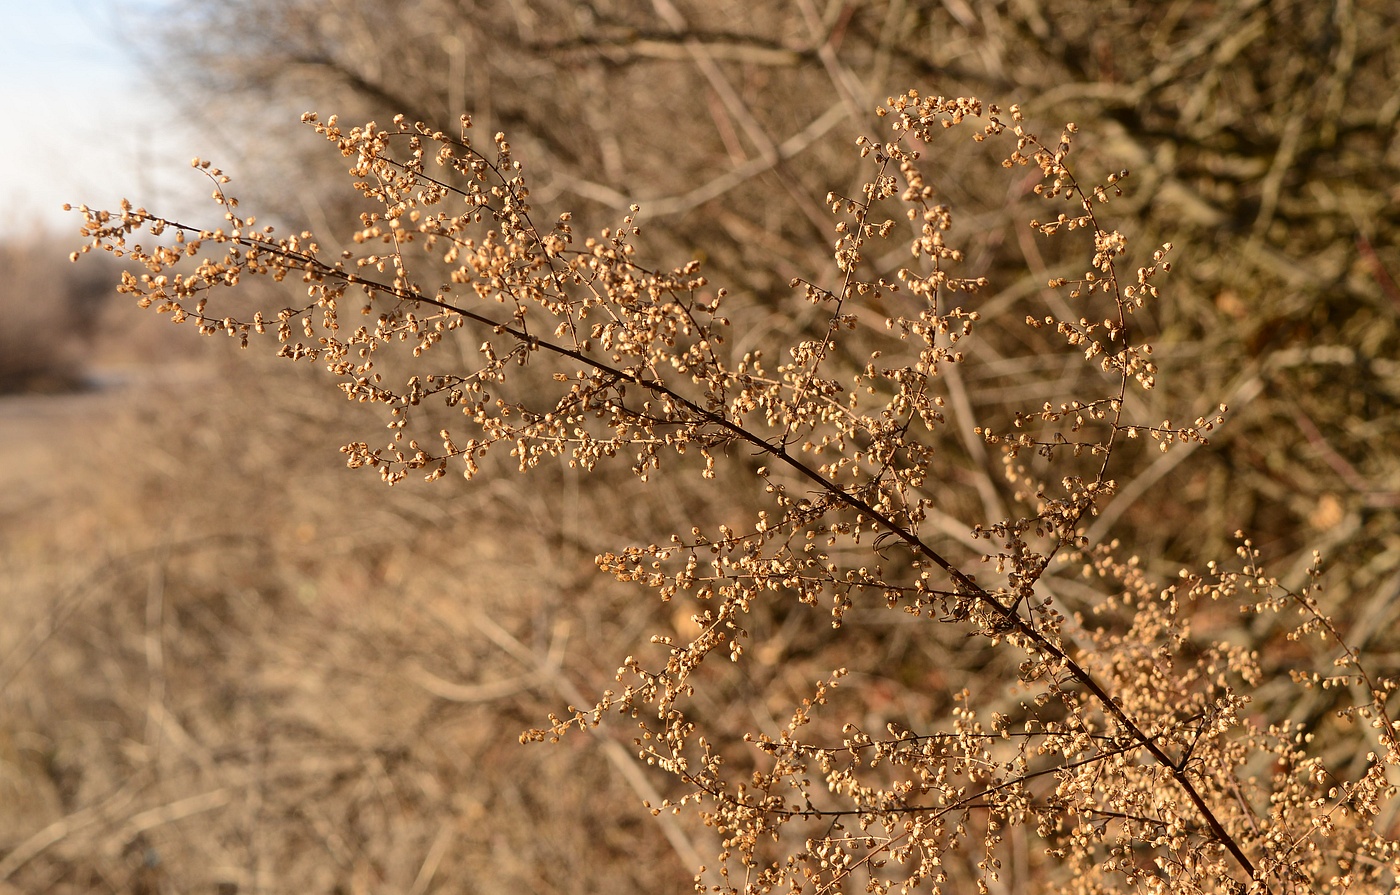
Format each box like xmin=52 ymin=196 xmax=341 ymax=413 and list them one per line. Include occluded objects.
xmin=73 ymin=93 xmax=1400 ymax=894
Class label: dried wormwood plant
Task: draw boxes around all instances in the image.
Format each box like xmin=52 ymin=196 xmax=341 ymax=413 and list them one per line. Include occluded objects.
xmin=72 ymin=92 xmax=1400 ymax=894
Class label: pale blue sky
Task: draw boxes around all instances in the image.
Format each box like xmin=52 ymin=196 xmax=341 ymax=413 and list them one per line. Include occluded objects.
xmin=0 ymin=0 xmax=221 ymax=240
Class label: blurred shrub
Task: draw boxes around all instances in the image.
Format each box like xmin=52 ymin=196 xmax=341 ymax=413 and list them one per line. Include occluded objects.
xmin=0 ymin=232 xmax=119 ymax=393
xmin=145 ymin=0 xmax=1400 ymax=585
xmin=0 ymin=350 xmax=697 ymax=893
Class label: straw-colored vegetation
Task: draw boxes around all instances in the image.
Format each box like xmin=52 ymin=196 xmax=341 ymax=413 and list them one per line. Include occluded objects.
xmin=4 ymin=2 xmax=1399 ymax=893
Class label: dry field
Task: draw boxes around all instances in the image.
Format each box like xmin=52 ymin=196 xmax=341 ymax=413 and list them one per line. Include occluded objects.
xmin=0 ymin=346 xmax=696 ymax=894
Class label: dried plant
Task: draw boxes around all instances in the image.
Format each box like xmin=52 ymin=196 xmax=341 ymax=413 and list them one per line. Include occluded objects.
xmin=70 ymin=92 xmax=1400 ymax=894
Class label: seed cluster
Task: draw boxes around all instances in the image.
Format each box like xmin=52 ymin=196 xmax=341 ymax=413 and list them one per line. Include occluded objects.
xmin=73 ymin=92 xmax=1400 ymax=894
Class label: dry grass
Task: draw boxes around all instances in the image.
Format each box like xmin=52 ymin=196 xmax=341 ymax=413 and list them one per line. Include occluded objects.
xmin=0 ymin=347 xmax=703 ymax=893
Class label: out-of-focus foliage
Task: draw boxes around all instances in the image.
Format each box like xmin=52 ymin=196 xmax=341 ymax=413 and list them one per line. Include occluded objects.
xmin=154 ymin=0 xmax=1400 ymax=574
xmin=0 ymin=349 xmax=698 ymax=893
xmin=0 ymin=232 xmax=121 ymax=393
